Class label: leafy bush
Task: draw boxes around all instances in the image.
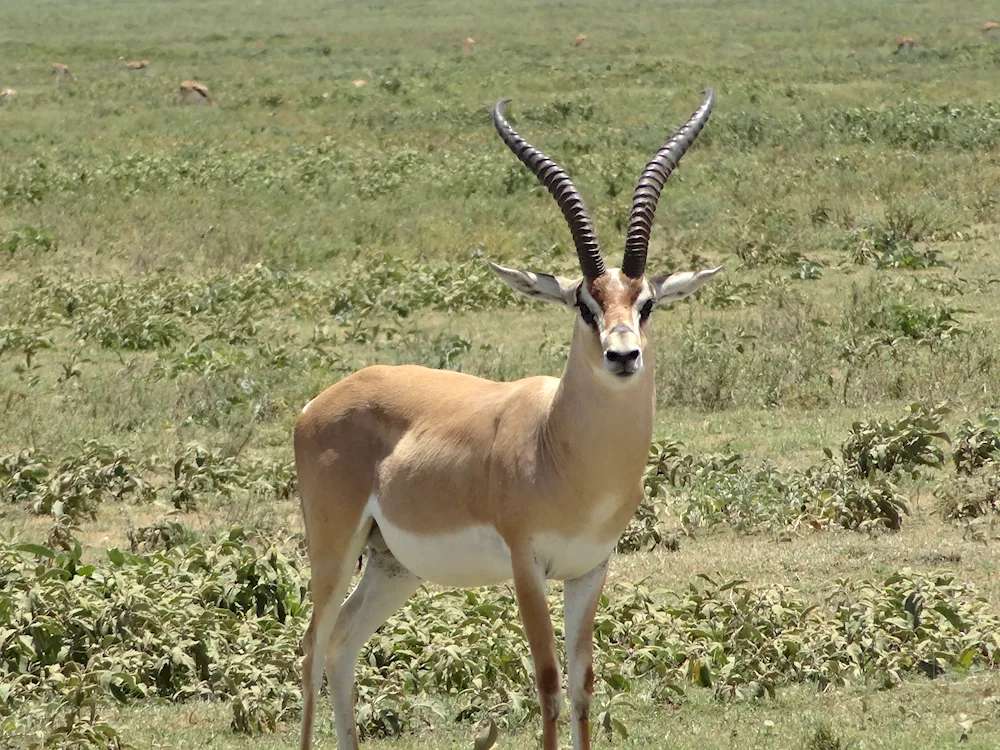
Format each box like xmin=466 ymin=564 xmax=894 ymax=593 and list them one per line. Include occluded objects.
xmin=935 ymin=466 xmax=1000 ymax=521
xmin=4 ymin=530 xmax=997 ymax=748
xmin=841 ymin=402 xmax=950 ymax=478
xmin=0 ymin=325 xmax=54 ymax=368
xmin=952 ymin=413 xmax=1000 ymax=474
xmin=1 ymin=226 xmax=57 ymax=256
xmin=127 ymin=519 xmax=196 ymax=552
xmin=863 ymin=301 xmax=967 ymax=348
xmin=0 ymin=441 xmax=293 ymax=520
xmin=168 ymin=443 xmax=247 ymax=511
xmin=628 ymin=440 xmax=909 ymax=536
xmin=0 ymin=442 xmax=152 ymax=521
xmin=0 ymin=529 xmax=307 ymax=746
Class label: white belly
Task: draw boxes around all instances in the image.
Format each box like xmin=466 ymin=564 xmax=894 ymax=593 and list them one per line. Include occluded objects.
xmin=532 ymin=531 xmax=616 ymax=581
xmin=370 ymin=500 xmax=514 ymax=587
xmin=368 ymin=496 xmax=616 ymax=585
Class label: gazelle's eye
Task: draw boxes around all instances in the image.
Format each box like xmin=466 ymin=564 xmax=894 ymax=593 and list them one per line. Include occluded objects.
xmin=577 ymin=302 xmax=597 ymax=328
xmin=639 ymin=300 xmax=654 ymax=323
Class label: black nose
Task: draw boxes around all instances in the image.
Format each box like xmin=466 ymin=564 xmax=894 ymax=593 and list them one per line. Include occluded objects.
xmin=605 ymin=348 xmax=640 ymax=365
xmin=605 ymin=348 xmax=641 ymax=374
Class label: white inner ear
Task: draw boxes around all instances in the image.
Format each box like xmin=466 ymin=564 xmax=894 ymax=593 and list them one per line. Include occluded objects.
xmin=488 ymin=261 xmax=579 ymax=307
xmin=652 ymin=266 xmax=723 ymax=303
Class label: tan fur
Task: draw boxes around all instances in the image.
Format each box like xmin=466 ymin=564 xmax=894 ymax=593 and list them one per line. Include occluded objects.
xmin=0 ymin=88 xmax=16 ymax=101
xmin=121 ymin=58 xmax=150 ymax=72
xmin=982 ymin=22 xmax=1000 ymax=34
xmin=351 ymin=78 xmax=368 ymax=87
xmin=52 ymin=63 xmax=75 ymax=83
xmin=574 ymin=33 xmax=589 ymax=48
xmin=179 ymin=80 xmax=216 ymax=106
xmin=463 ymin=36 xmax=476 ymax=54
xmin=896 ymin=36 xmax=916 ymax=51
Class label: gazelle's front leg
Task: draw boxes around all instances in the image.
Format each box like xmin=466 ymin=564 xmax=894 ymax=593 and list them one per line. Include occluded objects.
xmin=511 ymin=551 xmax=561 ymax=750
xmin=564 ymin=560 xmax=608 ymax=750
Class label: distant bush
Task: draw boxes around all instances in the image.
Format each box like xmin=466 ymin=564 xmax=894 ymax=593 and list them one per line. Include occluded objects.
xmin=936 ymin=466 xmax=1000 ymax=521
xmin=1 ymin=226 xmax=57 ymax=256
xmin=0 ymin=441 xmax=293 ymax=520
xmin=952 ymin=413 xmax=1000 ymax=474
xmin=841 ymin=402 xmax=950 ymax=479
xmin=0 ymin=441 xmax=152 ymax=521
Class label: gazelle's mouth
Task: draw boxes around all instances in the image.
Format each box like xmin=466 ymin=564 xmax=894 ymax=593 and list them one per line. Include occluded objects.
xmin=603 ymin=356 xmax=642 ymax=378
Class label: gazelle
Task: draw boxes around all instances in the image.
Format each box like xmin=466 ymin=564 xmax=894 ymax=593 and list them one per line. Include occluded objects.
xmin=895 ymin=36 xmax=916 ymax=52
xmin=982 ymin=21 xmax=1000 ymax=35
xmin=52 ymin=63 xmax=76 ymax=83
xmin=574 ymin=33 xmax=589 ymax=48
xmin=0 ymin=88 xmax=16 ymax=102
xmin=119 ymin=57 xmax=150 ymax=73
xmin=179 ymin=80 xmax=216 ymax=106
xmin=295 ymin=89 xmax=721 ymax=750
xmin=463 ymin=36 xmax=476 ymax=54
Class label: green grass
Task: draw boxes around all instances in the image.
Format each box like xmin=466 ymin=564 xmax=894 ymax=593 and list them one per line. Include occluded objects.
xmin=111 ymin=675 xmax=1000 ymax=750
xmin=3 ymin=0 xmax=1000 ymax=746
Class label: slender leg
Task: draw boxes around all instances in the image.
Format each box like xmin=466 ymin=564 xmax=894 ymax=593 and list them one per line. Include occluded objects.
xmin=511 ymin=551 xmax=561 ymax=750
xmin=564 ymin=560 xmax=608 ymax=750
xmin=325 ymin=545 xmax=421 ymax=749
xmin=300 ymin=559 xmax=357 ymax=750
xmin=300 ymin=521 xmax=372 ymax=750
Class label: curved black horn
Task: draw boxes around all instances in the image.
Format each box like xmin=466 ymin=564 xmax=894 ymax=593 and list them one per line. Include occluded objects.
xmin=622 ymin=89 xmax=715 ymax=279
xmin=493 ymin=99 xmax=606 ymax=279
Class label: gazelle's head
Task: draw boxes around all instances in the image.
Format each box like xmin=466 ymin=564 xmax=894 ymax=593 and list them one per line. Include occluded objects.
xmin=489 ymin=90 xmax=722 ymax=382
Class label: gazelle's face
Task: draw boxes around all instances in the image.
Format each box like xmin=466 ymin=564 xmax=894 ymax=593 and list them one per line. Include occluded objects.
xmin=489 ymin=263 xmax=722 ymax=382
xmin=577 ymin=271 xmax=649 ymax=378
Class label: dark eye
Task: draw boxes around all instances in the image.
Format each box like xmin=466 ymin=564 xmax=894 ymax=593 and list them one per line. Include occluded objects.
xmin=577 ymin=301 xmax=597 ymax=328
xmin=639 ymin=300 xmax=654 ymax=322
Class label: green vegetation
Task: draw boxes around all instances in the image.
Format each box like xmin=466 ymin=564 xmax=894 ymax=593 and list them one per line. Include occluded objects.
xmin=3 ymin=0 xmax=1000 ymax=746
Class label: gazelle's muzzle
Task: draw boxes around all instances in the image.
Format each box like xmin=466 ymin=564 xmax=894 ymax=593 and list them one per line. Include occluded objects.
xmin=602 ymin=324 xmax=643 ymax=377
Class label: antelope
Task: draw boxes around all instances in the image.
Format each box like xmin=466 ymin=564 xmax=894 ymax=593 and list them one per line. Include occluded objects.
xmin=351 ymin=79 xmax=368 ymax=88
xmin=295 ymin=89 xmax=721 ymax=750
xmin=895 ymin=36 xmax=916 ymax=52
xmin=574 ymin=33 xmax=589 ymax=48
xmin=0 ymin=88 xmax=16 ymax=102
xmin=119 ymin=57 xmax=150 ymax=73
xmin=179 ymin=80 xmax=216 ymax=106
xmin=982 ymin=21 xmax=1000 ymax=35
xmin=463 ymin=36 xmax=476 ymax=54
xmin=52 ymin=63 xmax=76 ymax=83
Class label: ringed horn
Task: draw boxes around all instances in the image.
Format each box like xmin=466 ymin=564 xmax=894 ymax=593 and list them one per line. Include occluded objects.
xmin=492 ymin=89 xmax=715 ymax=280
xmin=492 ymin=99 xmax=606 ymax=279
xmin=622 ymin=89 xmax=715 ymax=278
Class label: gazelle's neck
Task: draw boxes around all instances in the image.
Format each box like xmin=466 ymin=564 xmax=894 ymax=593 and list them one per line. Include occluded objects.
xmin=544 ymin=322 xmax=655 ymax=488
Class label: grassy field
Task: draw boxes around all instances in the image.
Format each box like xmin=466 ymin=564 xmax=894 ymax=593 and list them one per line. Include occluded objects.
xmin=3 ymin=0 xmax=1000 ymax=747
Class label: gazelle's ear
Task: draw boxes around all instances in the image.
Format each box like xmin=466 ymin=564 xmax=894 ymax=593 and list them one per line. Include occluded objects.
xmin=488 ymin=262 xmax=579 ymax=307
xmin=650 ymin=266 xmax=723 ymax=303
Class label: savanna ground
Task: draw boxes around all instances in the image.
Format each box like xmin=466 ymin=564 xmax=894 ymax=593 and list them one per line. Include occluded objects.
xmin=3 ymin=0 xmax=1000 ymax=747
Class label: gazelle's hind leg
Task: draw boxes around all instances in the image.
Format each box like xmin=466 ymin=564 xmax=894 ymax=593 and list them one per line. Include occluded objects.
xmin=326 ymin=527 xmax=422 ymax=749
xmin=300 ymin=518 xmax=373 ymax=750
